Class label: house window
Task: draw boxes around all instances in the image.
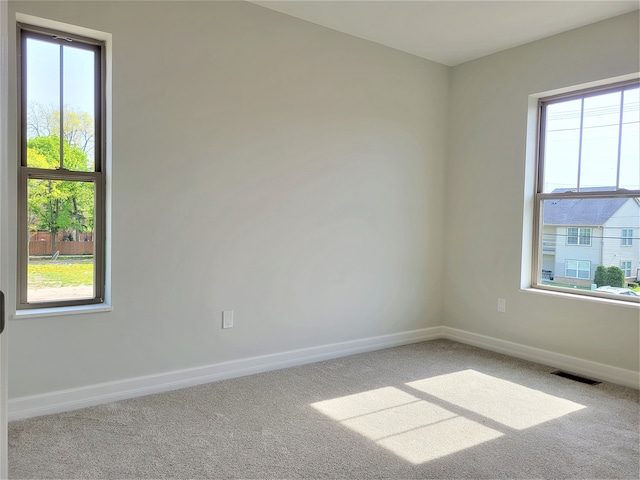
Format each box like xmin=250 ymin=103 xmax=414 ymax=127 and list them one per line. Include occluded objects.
xmin=534 ymin=80 xmax=639 ymax=302
xmin=565 ymin=260 xmax=591 ymax=280
xmin=18 ymin=24 xmax=105 ymax=309
xmin=566 ymin=227 xmax=591 ymax=246
xmin=621 ymin=261 xmax=632 ymax=277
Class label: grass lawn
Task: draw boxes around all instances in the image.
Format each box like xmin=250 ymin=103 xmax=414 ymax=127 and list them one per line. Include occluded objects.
xmin=28 ymin=261 xmax=93 ymax=289
xmin=541 ymin=280 xmax=591 ymax=290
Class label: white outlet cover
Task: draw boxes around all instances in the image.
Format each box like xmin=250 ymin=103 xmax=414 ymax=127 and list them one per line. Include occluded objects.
xmin=497 ymin=298 xmax=506 ymax=313
xmin=222 ymin=310 xmax=234 ymax=328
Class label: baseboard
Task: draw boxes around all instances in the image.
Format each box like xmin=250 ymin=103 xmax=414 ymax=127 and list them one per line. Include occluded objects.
xmin=9 ymin=324 xmax=638 ymax=420
xmin=8 ymin=326 xmax=443 ymax=421
xmin=442 ymin=327 xmax=640 ymax=389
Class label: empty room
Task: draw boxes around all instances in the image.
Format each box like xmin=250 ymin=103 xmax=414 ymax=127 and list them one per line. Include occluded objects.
xmin=0 ymin=1 xmax=639 ymax=478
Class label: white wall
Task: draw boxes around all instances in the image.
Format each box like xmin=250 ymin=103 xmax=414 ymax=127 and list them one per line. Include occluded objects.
xmin=445 ymin=12 xmax=640 ymax=371
xmin=6 ymin=1 xmax=448 ymax=397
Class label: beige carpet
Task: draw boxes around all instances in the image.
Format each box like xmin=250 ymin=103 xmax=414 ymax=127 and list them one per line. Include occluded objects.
xmin=8 ymin=339 xmax=640 ymax=479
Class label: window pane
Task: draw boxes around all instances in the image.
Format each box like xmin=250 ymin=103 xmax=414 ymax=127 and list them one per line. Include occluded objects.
xmin=27 ymin=178 xmax=95 ymax=303
xmin=63 ymin=45 xmax=95 ymax=171
xmin=543 ymin=100 xmax=581 ymax=193
xmin=542 ymin=87 xmax=640 ymax=194
xmin=578 ymin=261 xmax=591 ymax=279
xmin=565 ymin=259 xmax=577 ymax=278
xmin=540 ymin=197 xmax=640 ymax=289
xmin=27 ymin=134 xmax=94 ymax=172
xmin=580 ymin=92 xmax=620 ymax=190
xmin=620 ymin=87 xmax=640 ymax=190
xmin=25 ymin=38 xmax=60 ymax=169
xmin=579 ymin=228 xmax=591 ymax=245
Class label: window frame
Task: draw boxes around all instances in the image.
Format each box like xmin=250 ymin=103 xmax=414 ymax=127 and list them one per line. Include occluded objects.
xmin=533 ymin=79 xmax=640 ymax=303
xmin=566 ymin=227 xmax=591 ymax=246
xmin=621 ymin=228 xmax=633 ymax=246
xmin=564 ymin=259 xmax=591 ymax=279
xmin=621 ymin=261 xmax=632 ymax=278
xmin=17 ymin=23 xmax=106 ymax=310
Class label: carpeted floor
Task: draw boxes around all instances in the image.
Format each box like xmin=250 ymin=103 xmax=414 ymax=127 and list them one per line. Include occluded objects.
xmin=8 ymin=339 xmax=640 ymax=479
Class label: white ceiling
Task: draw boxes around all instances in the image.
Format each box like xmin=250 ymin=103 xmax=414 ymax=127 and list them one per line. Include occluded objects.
xmin=251 ymin=1 xmax=640 ymax=66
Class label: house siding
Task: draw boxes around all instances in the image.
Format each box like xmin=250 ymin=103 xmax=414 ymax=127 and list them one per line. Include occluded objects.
xmin=553 ymin=226 xmax=603 ymax=284
xmin=602 ymin=199 xmax=640 ymax=279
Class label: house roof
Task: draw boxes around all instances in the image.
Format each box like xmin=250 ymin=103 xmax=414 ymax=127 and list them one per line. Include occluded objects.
xmin=543 ymin=188 xmax=631 ymax=226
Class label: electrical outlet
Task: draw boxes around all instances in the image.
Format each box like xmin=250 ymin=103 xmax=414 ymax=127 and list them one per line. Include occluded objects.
xmin=497 ymin=298 xmax=506 ymax=313
xmin=222 ymin=310 xmax=234 ymax=329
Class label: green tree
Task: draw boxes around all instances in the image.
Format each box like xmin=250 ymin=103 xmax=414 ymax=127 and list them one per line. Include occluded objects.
xmin=27 ymin=134 xmax=92 ymax=172
xmin=594 ymin=265 xmax=607 ymax=287
xmin=27 ymin=136 xmax=94 ymax=256
xmin=604 ymin=266 xmax=625 ymax=288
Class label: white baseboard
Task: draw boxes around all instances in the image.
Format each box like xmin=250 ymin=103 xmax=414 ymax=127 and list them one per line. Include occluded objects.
xmin=8 ymin=326 xmax=443 ymax=421
xmin=9 ymin=325 xmax=638 ymax=421
xmin=442 ymin=327 xmax=640 ymax=389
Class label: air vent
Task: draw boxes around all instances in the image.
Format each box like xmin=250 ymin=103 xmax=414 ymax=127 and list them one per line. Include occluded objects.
xmin=551 ymin=370 xmax=602 ymax=385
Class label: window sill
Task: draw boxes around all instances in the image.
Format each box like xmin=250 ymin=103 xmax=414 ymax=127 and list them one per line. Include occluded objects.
xmin=14 ymin=303 xmax=113 ymax=319
xmin=521 ymin=287 xmax=640 ymax=309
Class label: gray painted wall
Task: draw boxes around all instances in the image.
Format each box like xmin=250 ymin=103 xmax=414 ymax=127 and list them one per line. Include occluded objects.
xmin=445 ymin=12 xmax=639 ymax=371
xmin=6 ymin=1 xmax=448 ymax=397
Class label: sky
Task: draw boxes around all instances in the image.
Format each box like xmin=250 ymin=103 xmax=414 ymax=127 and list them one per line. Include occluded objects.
xmin=25 ymin=37 xmax=95 ymax=129
xmin=544 ymin=87 xmax=640 ymax=193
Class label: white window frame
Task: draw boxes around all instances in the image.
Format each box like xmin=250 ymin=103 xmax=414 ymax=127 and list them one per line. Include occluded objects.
xmin=621 ymin=261 xmax=632 ymax=277
xmin=533 ymin=79 xmax=640 ymax=303
xmin=565 ymin=259 xmax=591 ymax=280
xmin=17 ymin=23 xmax=106 ymax=310
xmin=566 ymin=227 xmax=591 ymax=246
xmin=621 ymin=228 xmax=633 ymax=246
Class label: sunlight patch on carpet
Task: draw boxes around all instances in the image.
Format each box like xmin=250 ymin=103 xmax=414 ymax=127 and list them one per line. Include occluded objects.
xmin=310 ymin=386 xmax=503 ymax=464
xmin=406 ymin=369 xmax=586 ymax=430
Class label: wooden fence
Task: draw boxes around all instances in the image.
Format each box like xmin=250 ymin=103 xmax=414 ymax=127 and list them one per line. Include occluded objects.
xmin=29 ymin=241 xmax=94 ymax=256
xmin=30 ymin=231 xmax=93 ymax=242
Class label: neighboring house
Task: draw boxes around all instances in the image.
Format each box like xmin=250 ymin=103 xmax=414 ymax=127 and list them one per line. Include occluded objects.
xmin=542 ymin=190 xmax=640 ymax=287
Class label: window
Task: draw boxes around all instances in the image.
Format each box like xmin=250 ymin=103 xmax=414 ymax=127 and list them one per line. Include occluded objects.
xmin=534 ymin=80 xmax=640 ymax=302
xmin=565 ymin=260 xmax=591 ymax=279
xmin=621 ymin=261 xmax=632 ymax=277
xmin=566 ymin=227 xmax=591 ymax=246
xmin=18 ymin=24 xmax=105 ymax=309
